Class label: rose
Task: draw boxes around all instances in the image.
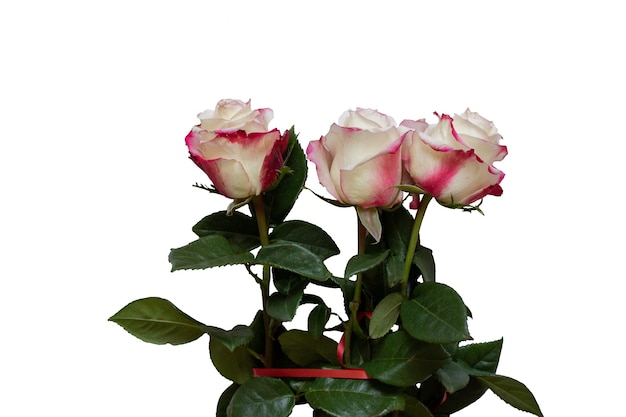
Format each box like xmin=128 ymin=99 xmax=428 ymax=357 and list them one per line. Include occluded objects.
xmin=307 ymin=108 xmax=408 ymax=240
xmin=185 ymin=99 xmax=288 ymax=199
xmin=401 ymin=109 xmax=507 ymax=206
xmin=307 ymin=108 xmax=406 ymax=208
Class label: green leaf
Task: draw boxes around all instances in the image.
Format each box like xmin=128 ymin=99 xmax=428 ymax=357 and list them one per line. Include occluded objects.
xmin=302 ymin=294 xmax=333 ymax=338
xmin=385 ymin=253 xmax=406 ymax=288
xmin=256 ymin=241 xmax=331 ymax=281
xmin=205 ymin=325 xmax=254 ymax=352
xmin=364 ymin=330 xmax=449 ymax=387
xmin=344 ymin=250 xmax=390 ymax=279
xmin=108 ymin=297 xmax=206 ymax=345
xmin=428 ymin=376 xmax=486 ymax=414
xmin=308 ymin=304 xmax=331 ymax=339
xmin=301 ymin=293 xmax=326 ymax=306
xmin=381 ymin=207 xmax=414 ymax=256
xmin=400 ymin=283 xmax=470 ymax=343
xmin=209 ymin=339 xmax=255 ymax=385
xmin=476 ymin=375 xmax=544 ymax=417
xmin=313 ymin=410 xmax=335 ymax=417
xmin=302 ymin=378 xmax=404 ymax=417
xmin=402 ymin=395 xmax=434 ymax=417
xmin=369 ymin=292 xmax=405 ymax=339
xmin=278 ymin=329 xmax=338 ymax=366
xmin=217 ymin=383 xmax=240 ymax=417
xmin=227 ymin=377 xmax=295 ymax=417
xmin=349 ymin=336 xmax=372 ymax=367
xmin=435 ymin=360 xmax=470 ymax=393
xmin=265 ymin=128 xmax=307 ymax=227
xmin=379 ymin=208 xmax=415 ymax=287
xmin=455 ymin=338 xmax=503 ymax=376
xmin=273 ymin=268 xmax=308 ymax=295
xmin=192 ymin=211 xmax=260 ymax=251
xmin=442 ymin=342 xmax=459 ymax=357
xmin=246 ymin=310 xmax=265 ymax=353
xmin=266 ymin=290 xmax=304 ymax=322
xmin=169 ymin=235 xmax=254 ymax=271
xmin=270 ymin=220 xmax=340 ymax=260
xmin=413 ymin=246 xmax=435 ymax=282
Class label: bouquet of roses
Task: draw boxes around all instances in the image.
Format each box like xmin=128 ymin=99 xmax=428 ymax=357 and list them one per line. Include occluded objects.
xmin=110 ymin=99 xmax=542 ymax=417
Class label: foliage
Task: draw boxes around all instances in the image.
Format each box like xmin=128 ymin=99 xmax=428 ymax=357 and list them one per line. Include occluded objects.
xmin=109 ymin=128 xmax=542 ymax=417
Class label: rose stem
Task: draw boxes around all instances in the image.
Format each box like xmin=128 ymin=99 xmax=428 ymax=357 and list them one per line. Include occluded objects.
xmin=401 ymin=194 xmax=433 ymax=296
xmin=343 ymin=215 xmax=368 ymax=365
xmin=252 ymin=195 xmax=273 ymax=368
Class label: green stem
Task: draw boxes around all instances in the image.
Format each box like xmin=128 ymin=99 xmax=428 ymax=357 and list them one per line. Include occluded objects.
xmin=252 ymin=196 xmax=273 ymax=368
xmin=400 ymin=194 xmax=433 ymax=296
xmin=343 ymin=215 xmax=368 ymax=365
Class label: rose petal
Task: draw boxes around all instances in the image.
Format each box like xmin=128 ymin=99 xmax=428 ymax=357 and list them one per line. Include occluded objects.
xmin=400 ymin=118 xmax=428 ymax=132
xmin=406 ymin=133 xmax=477 ymax=200
xmin=324 ymin=125 xmax=404 ymax=171
xmin=453 ymin=110 xmax=507 ymax=164
xmin=338 ymin=145 xmax=403 ymax=208
xmin=436 ymin=160 xmax=505 ymax=204
xmin=306 ymin=138 xmax=341 ymax=201
xmin=457 ymin=109 xmax=499 ymax=138
xmin=189 ymin=156 xmax=253 ymax=199
xmin=339 ymin=108 xmax=397 ymax=130
xmin=198 ymin=99 xmax=273 ymax=133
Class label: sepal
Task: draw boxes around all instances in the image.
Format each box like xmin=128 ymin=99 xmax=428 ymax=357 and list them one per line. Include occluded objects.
xmin=262 ymin=127 xmax=308 ymax=227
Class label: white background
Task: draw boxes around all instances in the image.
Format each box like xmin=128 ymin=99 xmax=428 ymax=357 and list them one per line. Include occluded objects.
xmin=1 ymin=1 xmax=624 ymax=416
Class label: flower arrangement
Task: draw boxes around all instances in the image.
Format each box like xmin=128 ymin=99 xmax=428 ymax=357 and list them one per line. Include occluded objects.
xmin=110 ymin=99 xmax=542 ymax=417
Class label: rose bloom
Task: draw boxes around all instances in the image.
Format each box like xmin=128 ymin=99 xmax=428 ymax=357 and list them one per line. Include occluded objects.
xmin=307 ymin=108 xmax=407 ymax=240
xmin=401 ymin=109 xmax=507 ymax=206
xmin=185 ymin=99 xmax=288 ymax=199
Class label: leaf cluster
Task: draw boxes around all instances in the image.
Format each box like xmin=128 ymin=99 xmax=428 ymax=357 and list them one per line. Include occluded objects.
xmin=109 ymin=128 xmax=542 ymax=417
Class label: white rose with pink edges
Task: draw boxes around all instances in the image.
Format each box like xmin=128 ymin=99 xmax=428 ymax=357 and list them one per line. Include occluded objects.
xmin=185 ymin=99 xmax=288 ymax=199
xmin=307 ymin=108 xmax=408 ymax=241
xmin=401 ymin=109 xmax=507 ymax=207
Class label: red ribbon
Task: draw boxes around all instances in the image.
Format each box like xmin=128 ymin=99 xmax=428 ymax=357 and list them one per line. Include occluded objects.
xmin=429 ymin=390 xmax=448 ymax=412
xmin=253 ymin=367 xmax=369 ymax=379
